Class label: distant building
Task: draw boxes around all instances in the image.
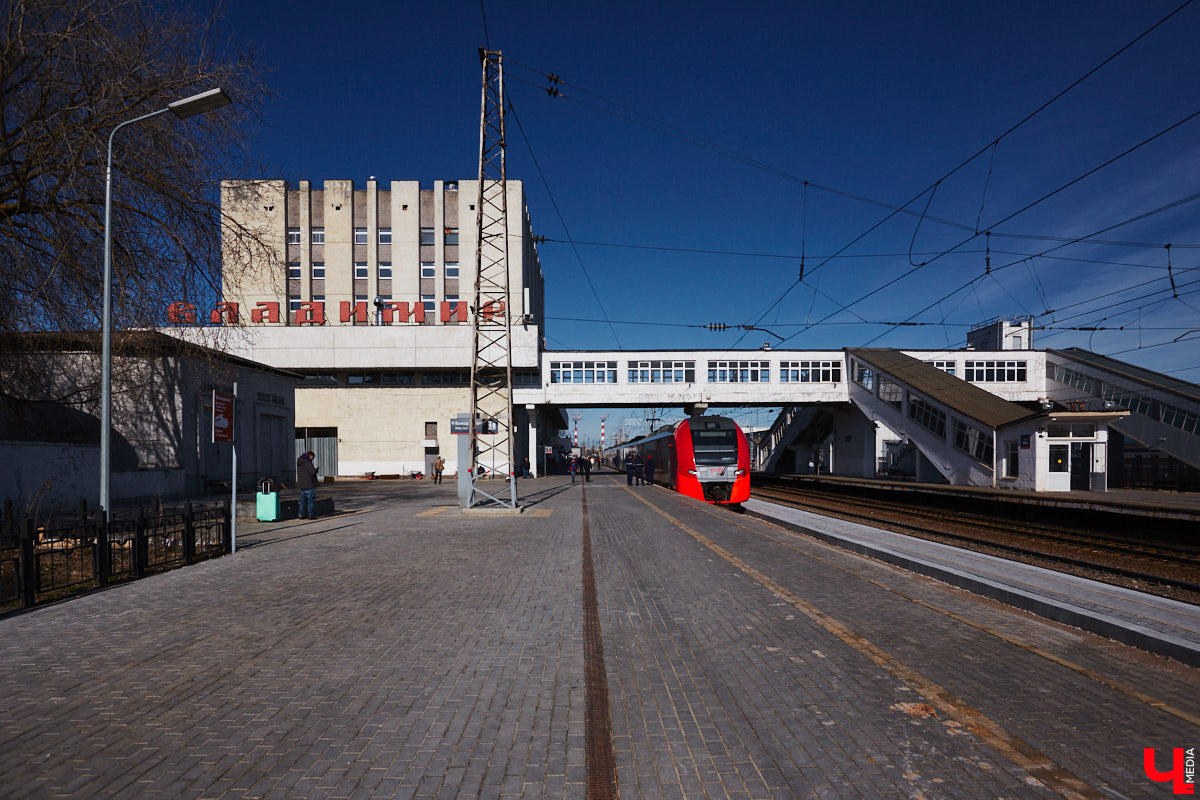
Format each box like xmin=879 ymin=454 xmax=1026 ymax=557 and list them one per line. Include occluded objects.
xmin=1 ymin=332 xmax=297 ymax=512
xmin=967 ymin=316 xmax=1034 ymax=351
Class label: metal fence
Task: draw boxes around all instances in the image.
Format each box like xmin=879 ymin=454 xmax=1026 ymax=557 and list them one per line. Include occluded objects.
xmin=0 ymin=499 xmax=230 ymax=615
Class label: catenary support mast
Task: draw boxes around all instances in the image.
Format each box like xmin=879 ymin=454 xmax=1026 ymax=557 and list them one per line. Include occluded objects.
xmin=467 ymin=49 xmax=518 ymax=509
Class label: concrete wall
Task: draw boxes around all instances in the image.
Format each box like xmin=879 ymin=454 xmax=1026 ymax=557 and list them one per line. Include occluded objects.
xmin=298 ymin=386 xmax=470 ymax=476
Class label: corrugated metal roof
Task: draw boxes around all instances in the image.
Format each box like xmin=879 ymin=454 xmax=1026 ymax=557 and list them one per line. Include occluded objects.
xmin=846 ymin=348 xmax=1033 ymax=429
xmin=1049 ymin=348 xmax=1200 ymax=404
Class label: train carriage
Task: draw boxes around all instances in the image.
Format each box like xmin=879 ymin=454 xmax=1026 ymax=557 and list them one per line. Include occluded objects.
xmin=625 ymin=415 xmax=751 ymax=504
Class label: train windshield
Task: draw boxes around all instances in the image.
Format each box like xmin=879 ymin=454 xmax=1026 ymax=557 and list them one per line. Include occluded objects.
xmin=691 ymin=429 xmax=738 ymax=465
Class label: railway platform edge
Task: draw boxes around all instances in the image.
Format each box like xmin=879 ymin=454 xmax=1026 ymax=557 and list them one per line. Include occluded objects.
xmin=744 ymin=498 xmax=1200 ymax=667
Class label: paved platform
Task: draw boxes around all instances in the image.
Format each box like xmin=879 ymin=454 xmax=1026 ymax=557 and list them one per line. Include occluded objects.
xmin=0 ymin=475 xmax=1196 ymax=799
xmin=744 ymin=497 xmax=1200 ymax=667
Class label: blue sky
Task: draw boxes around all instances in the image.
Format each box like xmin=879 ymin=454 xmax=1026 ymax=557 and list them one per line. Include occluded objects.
xmin=222 ymin=1 xmax=1200 ymax=440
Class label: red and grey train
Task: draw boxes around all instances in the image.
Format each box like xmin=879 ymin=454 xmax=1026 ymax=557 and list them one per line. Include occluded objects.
xmin=622 ymin=415 xmax=751 ymax=504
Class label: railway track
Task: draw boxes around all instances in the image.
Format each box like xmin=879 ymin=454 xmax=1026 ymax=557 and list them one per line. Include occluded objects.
xmin=751 ymin=479 xmax=1200 ymax=605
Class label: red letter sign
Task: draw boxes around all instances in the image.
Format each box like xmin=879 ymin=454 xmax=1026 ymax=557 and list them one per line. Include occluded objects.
xmin=295 ymin=301 xmax=325 ymax=325
xmin=210 ymin=302 xmax=239 ymax=324
xmin=167 ymin=302 xmax=196 ymax=324
xmin=251 ymin=302 xmax=280 ymax=323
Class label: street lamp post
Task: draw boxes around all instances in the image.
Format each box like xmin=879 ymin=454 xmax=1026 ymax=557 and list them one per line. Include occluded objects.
xmin=100 ymin=88 xmax=232 ymax=518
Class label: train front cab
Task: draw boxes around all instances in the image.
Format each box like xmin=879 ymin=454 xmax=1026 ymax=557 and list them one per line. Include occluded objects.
xmin=675 ymin=417 xmax=751 ymax=504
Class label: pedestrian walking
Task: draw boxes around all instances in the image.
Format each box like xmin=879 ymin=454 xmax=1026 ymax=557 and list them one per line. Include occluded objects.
xmin=626 ymin=456 xmax=634 ymax=486
xmin=522 ymin=456 xmax=531 ymax=478
xmin=644 ymin=455 xmax=655 ymax=486
xmin=569 ymin=457 xmax=577 ymax=484
xmin=433 ymin=456 xmax=445 ymax=484
xmin=583 ymin=456 xmax=591 ymax=483
xmin=296 ymin=450 xmax=318 ymax=519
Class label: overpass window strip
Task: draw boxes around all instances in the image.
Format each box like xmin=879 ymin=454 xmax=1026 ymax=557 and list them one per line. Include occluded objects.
xmin=628 ymin=360 xmax=695 ymax=383
xmin=1052 ymin=364 xmax=1098 ymax=395
xmin=707 ymin=360 xmax=770 ymax=383
xmin=853 ymin=361 xmax=875 ymax=392
xmin=964 ymin=360 xmax=1027 ymax=382
xmin=779 ymin=360 xmax=842 ymax=383
xmin=878 ymin=378 xmax=904 ymax=410
xmin=953 ymin=420 xmax=994 ymax=463
xmin=1058 ymin=363 xmax=1200 ymax=437
xmin=908 ymin=395 xmax=946 ymax=438
xmin=549 ymin=361 xmax=618 ymax=384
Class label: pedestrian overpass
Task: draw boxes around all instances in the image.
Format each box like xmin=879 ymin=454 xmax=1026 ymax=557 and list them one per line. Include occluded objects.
xmin=514 ymin=347 xmax=1199 ymax=492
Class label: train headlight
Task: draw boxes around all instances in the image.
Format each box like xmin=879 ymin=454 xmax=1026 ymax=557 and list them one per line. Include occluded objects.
xmin=687 ymin=469 xmax=697 ymax=476
xmin=735 ymin=469 xmax=745 ymax=477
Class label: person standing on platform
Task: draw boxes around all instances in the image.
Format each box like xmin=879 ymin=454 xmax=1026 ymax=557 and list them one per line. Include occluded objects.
xmin=626 ymin=456 xmax=634 ymax=486
xmin=296 ymin=450 xmax=318 ymax=519
xmin=569 ymin=457 xmax=577 ymax=484
xmin=635 ymin=456 xmax=645 ymax=486
xmin=583 ymin=456 xmax=591 ymax=483
xmin=644 ymin=455 xmax=655 ymax=486
xmin=433 ymin=456 xmax=445 ymax=485
xmin=522 ymin=456 xmax=531 ymax=478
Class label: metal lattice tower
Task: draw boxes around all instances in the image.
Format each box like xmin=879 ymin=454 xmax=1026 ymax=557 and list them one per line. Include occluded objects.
xmin=467 ymin=49 xmax=518 ymax=509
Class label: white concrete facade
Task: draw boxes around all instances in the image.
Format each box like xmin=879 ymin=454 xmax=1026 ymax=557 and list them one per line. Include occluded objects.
xmin=212 ymin=178 xmax=548 ymax=478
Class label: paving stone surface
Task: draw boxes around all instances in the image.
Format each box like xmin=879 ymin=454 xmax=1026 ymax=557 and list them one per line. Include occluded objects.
xmin=1 ymin=474 xmax=1196 ymax=800
xmin=589 ymin=477 xmax=1199 ymax=799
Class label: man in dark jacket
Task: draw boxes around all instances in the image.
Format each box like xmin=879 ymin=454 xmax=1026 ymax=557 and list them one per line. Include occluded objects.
xmin=297 ymin=451 xmax=318 ymax=519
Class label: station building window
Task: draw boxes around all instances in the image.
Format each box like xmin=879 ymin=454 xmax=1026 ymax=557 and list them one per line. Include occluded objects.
xmin=929 ymin=360 xmax=957 ymax=376
xmin=444 ymin=227 xmax=459 ymax=245
xmin=631 ymin=360 xmax=696 ymax=383
xmin=707 ymin=360 xmax=768 ymax=383
xmin=1004 ymin=440 xmax=1019 ymax=477
xmin=311 ymin=227 xmax=325 ymax=244
xmin=378 ymin=263 xmax=392 ymax=279
xmin=312 ymin=262 xmax=325 ymax=279
xmin=550 ymin=361 xmax=618 ymax=384
xmin=446 ymin=262 xmax=460 ymax=279
xmin=354 ymin=227 xmax=368 ymax=244
xmin=421 ymin=370 xmax=468 ymax=385
xmin=378 ymin=227 xmax=392 ymax=244
xmin=964 ymin=360 xmax=1026 ymax=382
xmin=288 ymin=264 xmax=302 ymax=279
xmin=1046 ymin=423 xmax=1096 ymax=438
xmin=420 ymin=262 xmax=436 ymax=278
xmin=354 ymin=262 xmax=368 ymax=279
xmin=287 ymin=227 xmax=301 ymax=245
xmin=779 ymin=360 xmax=841 ymax=383
xmin=419 ymin=227 xmax=435 ymax=245
xmin=908 ymin=395 xmax=946 ymax=438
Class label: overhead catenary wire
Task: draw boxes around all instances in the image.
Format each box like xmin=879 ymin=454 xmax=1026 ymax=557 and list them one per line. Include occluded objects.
xmin=868 ymin=190 xmax=1200 ymax=347
xmin=506 ymin=98 xmax=623 ymax=348
xmin=506 ymin=0 xmax=1197 ymax=330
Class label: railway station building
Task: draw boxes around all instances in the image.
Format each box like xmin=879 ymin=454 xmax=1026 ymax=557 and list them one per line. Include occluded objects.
xmin=170 ymin=178 xmax=1200 ymax=494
